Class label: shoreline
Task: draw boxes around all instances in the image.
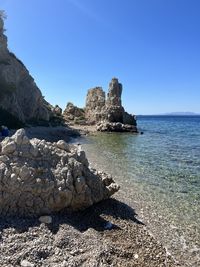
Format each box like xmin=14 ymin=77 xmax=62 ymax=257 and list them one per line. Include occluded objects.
xmin=77 ymin=124 xmax=199 ymax=267
xmin=0 ymin=198 xmax=176 ymax=267
xmin=0 ymin=125 xmax=178 ymax=266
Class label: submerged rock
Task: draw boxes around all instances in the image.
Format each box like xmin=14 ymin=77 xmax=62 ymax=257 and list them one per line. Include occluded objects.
xmin=0 ymin=129 xmax=119 ymax=216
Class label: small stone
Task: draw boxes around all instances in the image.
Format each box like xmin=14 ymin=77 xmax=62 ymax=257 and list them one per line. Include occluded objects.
xmin=134 ymin=254 xmax=139 ymax=259
xmin=57 ymin=140 xmax=69 ymax=151
xmin=0 ymin=155 xmax=9 ymax=163
xmin=20 ymin=166 xmax=30 ymax=180
xmin=11 ymin=173 xmax=17 ymax=179
xmin=20 ymin=260 xmax=35 ymax=267
xmin=39 ymin=216 xmax=52 ymax=224
xmin=30 ymin=145 xmax=38 ymax=157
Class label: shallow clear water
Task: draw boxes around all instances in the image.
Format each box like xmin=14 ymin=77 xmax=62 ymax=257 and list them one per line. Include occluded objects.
xmin=80 ymin=116 xmax=200 ymax=267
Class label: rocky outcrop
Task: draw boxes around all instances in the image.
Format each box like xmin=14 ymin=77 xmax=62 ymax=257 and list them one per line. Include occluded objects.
xmin=85 ymin=78 xmax=137 ymax=132
xmin=106 ymin=78 xmax=122 ymax=106
xmin=52 ymin=105 xmax=62 ymax=116
xmin=85 ymin=87 xmax=106 ymax=124
xmin=0 ymin=15 xmax=53 ymax=125
xmin=97 ymin=122 xmax=137 ymax=132
xmin=0 ymin=129 xmax=119 ymax=216
xmin=63 ymin=102 xmax=85 ymax=125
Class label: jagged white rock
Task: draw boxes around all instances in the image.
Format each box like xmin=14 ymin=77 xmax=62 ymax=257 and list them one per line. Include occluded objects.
xmin=0 ymin=129 xmax=119 ymax=216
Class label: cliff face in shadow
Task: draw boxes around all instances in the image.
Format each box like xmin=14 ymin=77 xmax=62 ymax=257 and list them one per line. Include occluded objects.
xmin=0 ymin=15 xmax=53 ymax=126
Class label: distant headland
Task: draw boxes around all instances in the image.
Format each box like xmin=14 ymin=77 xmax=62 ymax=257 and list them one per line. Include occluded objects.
xmin=138 ymin=112 xmax=200 ymax=116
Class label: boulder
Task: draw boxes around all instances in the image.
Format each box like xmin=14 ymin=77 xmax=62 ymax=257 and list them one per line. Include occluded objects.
xmin=0 ymin=129 xmax=119 ymax=216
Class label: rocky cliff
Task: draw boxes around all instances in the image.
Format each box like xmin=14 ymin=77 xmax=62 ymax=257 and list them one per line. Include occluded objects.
xmin=85 ymin=78 xmax=137 ymax=132
xmin=0 ymin=15 xmax=53 ymax=126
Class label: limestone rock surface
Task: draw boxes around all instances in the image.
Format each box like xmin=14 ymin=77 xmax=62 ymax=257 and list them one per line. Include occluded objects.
xmin=0 ymin=129 xmax=119 ymax=216
xmin=96 ymin=122 xmax=138 ymax=132
xmin=52 ymin=105 xmax=62 ymax=116
xmin=85 ymin=87 xmax=106 ymax=124
xmin=106 ymin=78 xmax=122 ymax=106
xmin=85 ymin=78 xmax=137 ymax=132
xmin=63 ymin=102 xmax=85 ymax=124
xmin=0 ymin=16 xmax=53 ymax=124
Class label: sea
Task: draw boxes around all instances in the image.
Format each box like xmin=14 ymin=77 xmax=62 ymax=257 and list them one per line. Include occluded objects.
xmin=79 ymin=116 xmax=200 ymax=267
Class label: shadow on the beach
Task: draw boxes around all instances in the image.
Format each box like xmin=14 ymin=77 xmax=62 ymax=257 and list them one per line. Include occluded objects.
xmin=0 ymin=198 xmax=144 ymax=235
xmin=48 ymin=198 xmax=145 ymax=234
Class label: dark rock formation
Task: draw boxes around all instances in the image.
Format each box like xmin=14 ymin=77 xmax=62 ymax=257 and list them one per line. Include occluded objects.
xmin=97 ymin=122 xmax=137 ymax=132
xmin=0 ymin=129 xmax=119 ymax=216
xmin=0 ymin=15 xmax=53 ymax=126
xmin=85 ymin=78 xmax=137 ymax=132
xmin=63 ymin=102 xmax=85 ymax=125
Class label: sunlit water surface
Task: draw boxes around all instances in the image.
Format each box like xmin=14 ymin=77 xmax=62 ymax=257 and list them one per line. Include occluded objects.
xmin=78 ymin=116 xmax=200 ymax=267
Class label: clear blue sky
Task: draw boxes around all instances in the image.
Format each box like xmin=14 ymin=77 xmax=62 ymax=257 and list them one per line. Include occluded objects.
xmin=1 ymin=0 xmax=200 ymax=114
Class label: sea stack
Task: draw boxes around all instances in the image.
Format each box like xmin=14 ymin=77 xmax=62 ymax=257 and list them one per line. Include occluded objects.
xmin=85 ymin=78 xmax=138 ymax=132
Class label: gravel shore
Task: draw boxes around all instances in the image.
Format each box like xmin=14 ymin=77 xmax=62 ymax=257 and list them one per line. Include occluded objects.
xmin=0 ymin=198 xmax=177 ymax=267
xmin=0 ymin=126 xmax=179 ymax=266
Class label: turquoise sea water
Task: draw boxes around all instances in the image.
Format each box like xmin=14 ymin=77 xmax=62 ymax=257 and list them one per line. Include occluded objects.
xmin=80 ymin=116 xmax=200 ymax=267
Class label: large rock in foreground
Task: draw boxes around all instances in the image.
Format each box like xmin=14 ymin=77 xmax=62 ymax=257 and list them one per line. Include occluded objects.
xmin=0 ymin=129 xmax=119 ymax=216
